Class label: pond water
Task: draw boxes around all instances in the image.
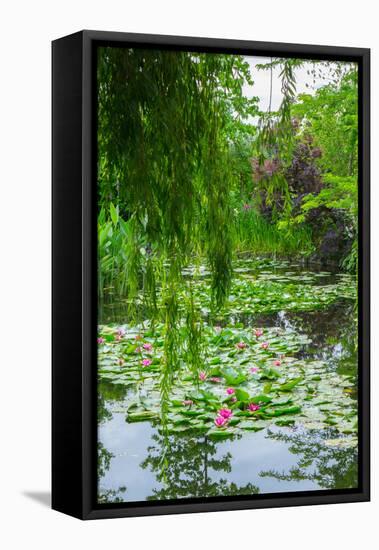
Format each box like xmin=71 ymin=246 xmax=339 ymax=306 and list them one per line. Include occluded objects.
xmin=97 ymin=259 xmax=358 ymax=503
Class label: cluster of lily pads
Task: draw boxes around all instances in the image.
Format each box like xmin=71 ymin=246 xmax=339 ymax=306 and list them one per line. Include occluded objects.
xmin=98 ymin=321 xmax=357 ymax=446
xmin=98 ymin=259 xmax=357 ymax=450
xmin=107 ymin=259 xmax=356 ymax=320
xmin=191 ymin=271 xmax=356 ymax=318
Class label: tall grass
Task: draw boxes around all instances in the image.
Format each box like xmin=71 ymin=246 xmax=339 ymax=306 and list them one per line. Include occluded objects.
xmin=234 ymin=208 xmax=314 ymax=257
xmin=98 ymin=204 xmax=315 ymax=300
xmin=98 ymin=205 xmax=142 ymax=299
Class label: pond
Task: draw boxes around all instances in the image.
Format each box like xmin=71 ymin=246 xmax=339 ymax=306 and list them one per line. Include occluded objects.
xmin=97 ymin=258 xmax=358 ymax=503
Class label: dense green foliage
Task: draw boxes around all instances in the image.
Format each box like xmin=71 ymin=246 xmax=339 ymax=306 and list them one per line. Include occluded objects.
xmin=293 ymin=70 xmax=358 ymax=177
xmin=97 ymin=48 xmax=260 ymax=416
xmin=98 ymin=48 xmax=259 ymax=307
xmin=97 ymin=47 xmax=359 ymax=441
xmin=98 ymin=51 xmax=358 ymax=287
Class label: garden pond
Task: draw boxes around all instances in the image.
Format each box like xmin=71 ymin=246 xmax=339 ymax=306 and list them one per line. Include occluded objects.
xmin=97 ymin=258 xmax=358 ymax=503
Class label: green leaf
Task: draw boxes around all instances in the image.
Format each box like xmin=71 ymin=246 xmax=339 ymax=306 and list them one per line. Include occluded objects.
xmin=264 ymin=406 xmax=301 ymax=417
xmin=109 ymin=202 xmax=119 ymax=226
xmin=249 ymin=394 xmax=272 ymax=404
xmin=207 ymin=429 xmax=235 ymax=440
xmin=234 ymin=388 xmax=250 ymax=402
xmin=127 ymin=411 xmax=159 ymax=422
xmin=278 ymin=377 xmax=303 ymax=392
xmin=221 ymin=367 xmax=247 ymax=386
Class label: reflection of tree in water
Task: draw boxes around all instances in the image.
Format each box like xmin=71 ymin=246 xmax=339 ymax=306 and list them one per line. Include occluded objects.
xmin=285 ymin=301 xmax=357 ymax=376
xmin=98 ymin=394 xmax=112 ymax=425
xmin=260 ymin=427 xmax=358 ymax=490
xmin=97 ymin=441 xmax=128 ymax=503
xmin=251 ymin=300 xmax=357 ymax=381
xmin=97 ymin=442 xmax=127 ymax=503
xmin=98 ymin=381 xmax=129 ymax=425
xmin=97 ymin=383 xmax=129 ymax=503
xmin=141 ymin=432 xmax=259 ymax=500
xmin=99 ymin=381 xmax=130 ymax=405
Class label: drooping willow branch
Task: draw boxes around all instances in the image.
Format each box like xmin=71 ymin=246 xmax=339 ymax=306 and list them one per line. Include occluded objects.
xmin=97 ymin=47 xmax=251 ymax=422
xmin=253 ymin=58 xmax=300 ymax=219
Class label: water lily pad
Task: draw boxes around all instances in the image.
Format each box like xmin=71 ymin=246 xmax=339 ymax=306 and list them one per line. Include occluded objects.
xmin=98 ymin=259 xmax=357 ymax=446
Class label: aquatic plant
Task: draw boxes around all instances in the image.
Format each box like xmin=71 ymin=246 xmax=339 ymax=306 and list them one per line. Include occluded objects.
xmin=218 ymin=408 xmax=233 ymax=419
xmin=97 ymin=306 xmax=357 ymax=443
xmin=214 ymin=416 xmax=228 ymax=428
xmin=143 ymin=343 xmax=153 ymax=351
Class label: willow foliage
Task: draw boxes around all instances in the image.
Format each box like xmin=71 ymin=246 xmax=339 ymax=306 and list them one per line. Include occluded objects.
xmin=97 ymin=47 xmax=253 ymax=419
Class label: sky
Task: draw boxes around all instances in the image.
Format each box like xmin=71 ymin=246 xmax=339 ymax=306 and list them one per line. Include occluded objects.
xmin=242 ymin=56 xmax=341 ymax=112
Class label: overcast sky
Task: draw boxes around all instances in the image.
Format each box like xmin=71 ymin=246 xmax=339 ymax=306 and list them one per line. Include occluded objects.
xmin=242 ymin=56 xmax=343 ymax=112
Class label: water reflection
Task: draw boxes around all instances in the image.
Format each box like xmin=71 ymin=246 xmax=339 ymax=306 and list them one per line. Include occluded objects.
xmin=260 ymin=426 xmax=358 ymax=490
xmin=98 ymin=442 xmax=127 ymax=503
xmin=98 ymin=384 xmax=129 ymax=503
xmin=251 ymin=301 xmax=357 ymax=376
xmin=141 ymin=432 xmax=259 ymax=500
xmin=97 ymin=262 xmax=358 ymax=502
xmin=97 ymin=404 xmax=358 ymax=501
xmin=98 ymin=259 xmax=342 ymax=326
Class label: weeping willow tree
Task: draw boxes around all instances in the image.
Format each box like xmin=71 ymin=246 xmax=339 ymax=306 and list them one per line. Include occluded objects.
xmin=97 ymin=47 xmax=254 ymax=420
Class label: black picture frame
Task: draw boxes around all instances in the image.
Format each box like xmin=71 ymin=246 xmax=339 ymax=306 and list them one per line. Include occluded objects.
xmin=52 ymin=30 xmax=370 ymax=520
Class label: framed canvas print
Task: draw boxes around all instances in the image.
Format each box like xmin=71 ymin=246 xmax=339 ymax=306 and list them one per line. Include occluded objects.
xmin=52 ymin=30 xmax=370 ymax=519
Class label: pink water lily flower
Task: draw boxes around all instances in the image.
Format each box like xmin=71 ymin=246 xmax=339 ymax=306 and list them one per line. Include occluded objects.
xmin=230 ymin=396 xmax=237 ymax=403
xmin=261 ymin=341 xmax=269 ymax=350
xmin=248 ymin=403 xmax=260 ymax=412
xmin=199 ymin=371 xmax=207 ymax=381
xmin=236 ymin=341 xmax=247 ymax=350
xmin=273 ymin=359 xmax=281 ymax=367
xmin=218 ymin=408 xmax=233 ymax=419
xmin=250 ymin=366 xmax=259 ymax=374
xmin=182 ymin=400 xmax=193 ymax=406
xmin=141 ymin=358 xmax=152 ymax=367
xmin=214 ymin=415 xmax=228 ymax=428
xmin=143 ymin=342 xmax=153 ymax=351
xmin=97 ymin=337 xmax=105 ymax=345
xmin=226 ymin=387 xmax=235 ymax=395
xmin=209 ymin=377 xmax=222 ymax=383
xmin=254 ymin=328 xmax=263 ymax=338
xmin=117 ymin=328 xmax=126 ymax=337
xmin=242 ymin=203 xmax=252 ymax=211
